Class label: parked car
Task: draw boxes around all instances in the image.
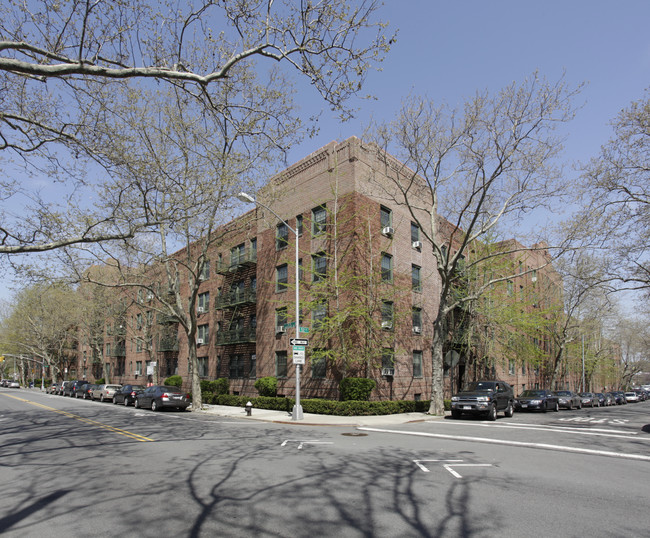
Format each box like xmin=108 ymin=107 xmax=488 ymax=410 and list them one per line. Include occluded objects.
xmin=91 ymin=384 xmax=122 ymax=402
xmin=1 ymin=379 xmax=10 ymax=387
xmin=8 ymin=380 xmax=20 ymax=388
xmin=633 ymin=389 xmax=646 ymax=401
xmin=514 ymin=389 xmax=559 ymax=412
xmin=134 ymin=385 xmax=191 ymax=412
xmin=553 ymin=390 xmax=582 ymax=410
xmin=578 ymin=392 xmax=600 ymax=407
xmin=79 ymin=383 xmax=96 ymax=399
xmin=595 ymin=392 xmax=606 ymax=406
xmin=450 ymin=380 xmax=515 ymax=420
xmin=624 ymin=391 xmax=639 ymax=403
xmin=47 ymin=383 xmax=60 ymax=394
xmin=74 ymin=383 xmax=91 ymax=399
xmin=113 ymin=384 xmax=146 ymax=406
xmin=604 ymin=392 xmax=616 ymax=406
xmin=62 ymin=380 xmax=85 ymax=397
xmin=611 ymin=391 xmax=628 ymax=405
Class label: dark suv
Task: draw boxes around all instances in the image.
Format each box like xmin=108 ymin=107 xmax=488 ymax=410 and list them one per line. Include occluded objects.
xmin=451 ymin=380 xmax=515 ymax=420
xmin=65 ymin=380 xmax=88 ymax=397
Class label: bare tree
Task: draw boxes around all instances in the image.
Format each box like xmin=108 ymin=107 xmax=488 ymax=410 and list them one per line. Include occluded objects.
xmin=575 ymin=90 xmax=650 ymax=292
xmin=0 ymin=0 xmax=392 ymax=254
xmin=368 ymin=73 xmax=581 ymax=414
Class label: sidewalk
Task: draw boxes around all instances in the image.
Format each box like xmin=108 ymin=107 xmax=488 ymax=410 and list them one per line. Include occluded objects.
xmin=195 ymin=403 xmax=449 ymax=427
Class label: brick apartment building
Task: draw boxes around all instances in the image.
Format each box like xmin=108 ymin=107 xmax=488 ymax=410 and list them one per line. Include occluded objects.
xmin=76 ymin=136 xmax=579 ymax=400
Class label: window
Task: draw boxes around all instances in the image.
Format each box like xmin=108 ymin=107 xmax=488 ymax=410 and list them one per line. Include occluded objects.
xmin=509 ymin=360 xmax=515 ymax=375
xmin=311 ymin=353 xmax=327 ymax=379
xmin=507 ymin=280 xmax=514 ymax=297
xmin=136 ymin=313 xmax=143 ymax=330
xmin=381 ymin=301 xmax=394 ymax=328
xmin=312 ymin=252 xmax=327 ymax=282
xmin=250 ymin=238 xmax=257 ymax=260
xmin=411 ymin=222 xmax=420 ymax=242
xmin=135 ymin=339 xmax=142 ymax=353
xmin=441 ymin=245 xmax=448 ymax=262
xmin=276 ymin=264 xmax=288 ymax=292
xmin=380 ymin=206 xmax=392 ymax=228
xmin=198 ymin=292 xmax=210 ymax=312
xmin=276 ymin=307 xmax=288 ymax=328
xmin=135 ymin=361 xmax=142 ymax=376
xmin=276 ymin=351 xmax=288 ymax=378
xmin=296 ymin=214 xmax=303 ymax=236
xmin=199 ymin=259 xmax=210 ymax=281
xmin=198 ymin=357 xmax=209 ymax=377
xmin=249 ymin=354 xmax=257 ymax=378
xmin=381 ymin=348 xmax=394 ymax=369
xmin=412 ymin=307 xmax=422 ymax=331
xmin=197 ymin=324 xmax=209 ymax=345
xmin=412 ymin=264 xmax=421 ymax=292
xmin=413 ymin=351 xmax=423 ymax=378
xmin=522 ymin=362 xmax=526 ymax=375
xmin=381 ymin=253 xmax=393 ymax=282
xmin=312 ymin=302 xmax=327 ymax=331
xmin=231 ymin=243 xmax=245 ymax=266
xmin=312 ymin=205 xmax=327 ymax=235
xmin=276 ymin=221 xmax=289 ymax=250
xmin=229 ymin=355 xmax=245 ymax=378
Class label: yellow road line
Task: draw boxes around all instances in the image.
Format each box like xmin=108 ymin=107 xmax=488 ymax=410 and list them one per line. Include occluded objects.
xmin=1 ymin=393 xmax=154 ymax=442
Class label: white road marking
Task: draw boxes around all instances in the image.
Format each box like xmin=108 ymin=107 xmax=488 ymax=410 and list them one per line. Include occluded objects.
xmin=443 ymin=463 xmax=493 ymax=479
xmin=440 ymin=421 xmax=646 ymax=441
xmin=413 ymin=459 xmax=463 ymax=472
xmin=281 ymin=439 xmax=334 ymax=450
xmin=358 ymin=427 xmax=650 ymax=462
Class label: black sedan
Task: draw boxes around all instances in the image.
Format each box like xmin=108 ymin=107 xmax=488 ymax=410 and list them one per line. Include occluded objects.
xmin=553 ymin=390 xmax=582 ymax=410
xmin=134 ymin=385 xmax=190 ymax=412
xmin=113 ymin=384 xmax=146 ymax=406
xmin=515 ymin=390 xmax=559 ymax=412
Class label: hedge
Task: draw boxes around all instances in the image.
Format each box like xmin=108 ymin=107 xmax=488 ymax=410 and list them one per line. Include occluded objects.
xmin=205 ymin=394 xmax=451 ymax=415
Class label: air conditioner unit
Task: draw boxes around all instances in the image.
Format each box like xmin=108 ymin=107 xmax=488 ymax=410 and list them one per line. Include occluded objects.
xmin=412 ymin=241 xmax=423 ymax=250
xmin=196 ymin=338 xmax=205 ymax=345
xmin=381 ymin=226 xmax=394 ymax=237
xmin=197 ymin=307 xmax=207 ymax=314
xmin=413 ymin=326 xmax=422 ymax=334
xmin=276 ymin=326 xmax=286 ymax=334
xmin=381 ymin=320 xmax=393 ymax=330
xmin=381 ymin=368 xmax=395 ymax=377
xmin=146 ymin=293 xmax=154 ymax=301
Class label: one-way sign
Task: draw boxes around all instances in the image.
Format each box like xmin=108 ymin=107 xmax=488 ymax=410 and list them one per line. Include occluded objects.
xmin=290 ymin=338 xmax=309 ymax=346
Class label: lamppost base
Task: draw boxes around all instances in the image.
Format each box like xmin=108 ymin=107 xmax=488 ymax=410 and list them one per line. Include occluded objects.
xmin=292 ymin=404 xmax=304 ymax=421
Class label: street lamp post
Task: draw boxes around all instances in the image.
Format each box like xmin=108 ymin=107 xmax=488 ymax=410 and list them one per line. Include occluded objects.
xmin=237 ymin=192 xmax=304 ymax=420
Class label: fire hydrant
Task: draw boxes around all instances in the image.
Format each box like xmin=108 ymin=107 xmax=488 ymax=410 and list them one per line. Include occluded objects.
xmin=245 ymin=401 xmax=253 ymax=416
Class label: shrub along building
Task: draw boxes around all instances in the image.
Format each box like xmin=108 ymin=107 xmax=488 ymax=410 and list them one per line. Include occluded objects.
xmin=76 ymin=137 xmax=574 ymax=400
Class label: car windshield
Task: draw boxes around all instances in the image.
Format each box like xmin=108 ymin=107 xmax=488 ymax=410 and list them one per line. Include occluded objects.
xmin=555 ymin=391 xmax=571 ymax=396
xmin=520 ymin=390 xmax=544 ymax=397
xmin=464 ymin=382 xmax=496 ymax=392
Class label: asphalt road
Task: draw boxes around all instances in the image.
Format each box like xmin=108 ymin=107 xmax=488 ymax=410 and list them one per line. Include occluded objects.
xmin=1 ymin=389 xmax=649 ymax=537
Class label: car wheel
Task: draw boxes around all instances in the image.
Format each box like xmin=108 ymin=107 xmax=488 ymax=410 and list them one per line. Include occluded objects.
xmin=578 ymin=403 xmax=582 ymax=409
xmin=568 ymin=403 xmax=573 ymax=410
xmin=100 ymin=394 xmax=105 ymax=402
xmin=151 ymin=400 xmax=158 ymax=412
xmin=124 ymin=398 xmax=129 ymax=406
xmin=487 ymin=404 xmax=497 ymax=421
xmin=134 ymin=398 xmax=140 ymax=409
xmin=504 ymin=401 xmax=514 ymax=417
xmin=113 ymin=397 xmax=118 ymax=405
xmin=554 ymin=402 xmax=559 ymax=412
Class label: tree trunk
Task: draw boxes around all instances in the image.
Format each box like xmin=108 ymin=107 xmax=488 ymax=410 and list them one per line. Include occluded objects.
xmin=428 ymin=313 xmax=447 ymax=415
xmin=188 ymin=339 xmax=202 ymax=410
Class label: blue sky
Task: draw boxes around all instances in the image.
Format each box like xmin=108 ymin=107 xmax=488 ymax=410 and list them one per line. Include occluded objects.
xmin=1 ymin=0 xmax=649 ymax=303
xmin=288 ymin=0 xmax=649 ymax=170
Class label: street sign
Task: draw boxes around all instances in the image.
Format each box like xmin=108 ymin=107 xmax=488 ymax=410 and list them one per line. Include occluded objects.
xmin=299 ymin=327 xmax=309 ymax=334
xmin=284 ymin=322 xmax=296 ymax=329
xmin=290 ymin=338 xmax=309 ymax=346
xmin=292 ymin=345 xmax=305 ymax=351
xmin=292 ymin=348 xmax=305 ymax=365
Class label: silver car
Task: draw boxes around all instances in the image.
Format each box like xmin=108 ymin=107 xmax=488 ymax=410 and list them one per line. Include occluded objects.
xmin=91 ymin=384 xmax=122 ymax=402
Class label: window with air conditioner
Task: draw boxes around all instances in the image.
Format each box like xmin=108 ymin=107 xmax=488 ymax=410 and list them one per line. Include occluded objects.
xmin=381 ymin=348 xmax=394 ymax=376
xmin=381 ymin=301 xmax=394 ymax=329
xmin=197 ymin=324 xmax=209 ymax=346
